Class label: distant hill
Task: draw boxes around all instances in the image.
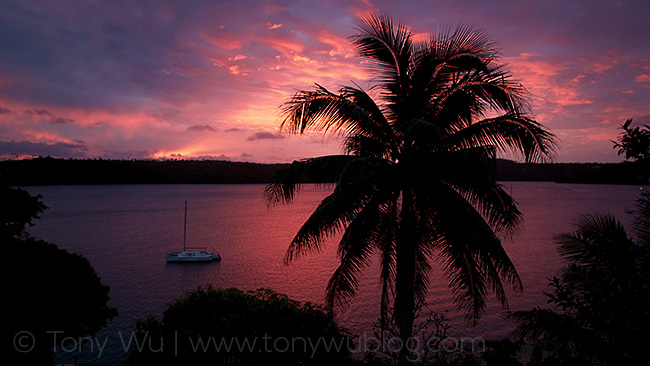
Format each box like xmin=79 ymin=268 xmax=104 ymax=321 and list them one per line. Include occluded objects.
xmin=0 ymin=157 xmax=646 ymax=186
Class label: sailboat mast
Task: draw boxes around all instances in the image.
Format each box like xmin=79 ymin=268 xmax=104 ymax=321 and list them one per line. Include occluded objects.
xmin=183 ymin=200 xmax=187 ymax=251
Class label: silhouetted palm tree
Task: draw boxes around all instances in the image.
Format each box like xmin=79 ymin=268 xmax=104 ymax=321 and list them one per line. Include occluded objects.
xmin=266 ymin=13 xmax=557 ymax=362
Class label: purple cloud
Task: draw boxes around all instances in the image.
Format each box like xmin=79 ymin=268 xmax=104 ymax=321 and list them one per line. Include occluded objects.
xmin=23 ymin=108 xmax=53 ymax=117
xmin=246 ymin=131 xmax=285 ymax=141
xmin=49 ymin=117 xmax=74 ymax=124
xmin=0 ymin=140 xmax=87 ymax=158
xmin=187 ymin=124 xmax=216 ymax=132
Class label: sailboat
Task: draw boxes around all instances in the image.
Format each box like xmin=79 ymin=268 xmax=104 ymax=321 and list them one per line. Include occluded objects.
xmin=165 ymin=201 xmax=221 ymax=262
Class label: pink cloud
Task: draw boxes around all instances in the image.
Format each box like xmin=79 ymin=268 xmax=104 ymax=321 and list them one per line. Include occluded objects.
xmin=203 ymin=30 xmax=245 ymax=50
xmin=316 ymin=31 xmax=355 ymax=58
xmin=348 ymin=0 xmax=377 ymax=18
xmin=635 ymin=74 xmax=650 ymax=82
xmin=504 ymin=53 xmax=592 ymax=112
xmin=260 ymin=36 xmax=305 ymax=54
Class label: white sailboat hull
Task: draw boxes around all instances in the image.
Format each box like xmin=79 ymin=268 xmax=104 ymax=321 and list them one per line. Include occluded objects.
xmin=166 ymin=250 xmax=221 ymax=262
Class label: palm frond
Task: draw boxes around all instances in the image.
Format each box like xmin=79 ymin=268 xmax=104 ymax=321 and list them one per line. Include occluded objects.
xmin=449 ymin=180 xmax=522 ymax=238
xmin=441 ymin=243 xmax=488 ymax=323
xmin=284 ymin=158 xmax=382 ymax=263
xmin=395 ymin=118 xmax=445 ymax=147
xmin=554 ymin=213 xmax=629 ymax=263
xmin=284 ymin=192 xmax=350 ymax=263
xmin=351 ymin=13 xmax=412 ymax=108
xmin=326 ymin=198 xmax=396 ymax=310
xmin=635 ymin=192 xmax=650 ymax=242
xmin=395 ymin=145 xmax=521 ymax=237
xmin=413 ymin=230 xmax=436 ymax=307
xmin=449 ymin=112 xmax=558 ymax=163
xmin=339 ymin=84 xmax=393 ymax=136
xmin=343 ymin=134 xmax=391 ymax=158
xmin=423 ymin=146 xmax=523 ymax=236
xmin=280 ymin=84 xmax=381 ymax=138
xmin=433 ymin=24 xmax=496 ymax=61
xmin=265 ymin=155 xmax=356 ymax=205
xmin=432 ymin=77 xmax=528 ymax=131
xmin=417 ymin=182 xmax=522 ymax=322
xmin=378 ymin=201 xmax=398 ymax=327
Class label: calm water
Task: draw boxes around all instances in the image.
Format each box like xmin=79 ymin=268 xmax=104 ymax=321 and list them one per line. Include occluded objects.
xmin=22 ymin=182 xmax=644 ymax=365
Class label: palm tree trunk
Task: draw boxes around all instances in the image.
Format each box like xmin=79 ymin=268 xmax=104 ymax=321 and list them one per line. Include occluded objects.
xmin=394 ymin=188 xmax=417 ymax=365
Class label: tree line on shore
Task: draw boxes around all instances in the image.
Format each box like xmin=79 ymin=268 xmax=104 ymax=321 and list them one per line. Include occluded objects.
xmin=0 ymin=156 xmax=647 ymax=186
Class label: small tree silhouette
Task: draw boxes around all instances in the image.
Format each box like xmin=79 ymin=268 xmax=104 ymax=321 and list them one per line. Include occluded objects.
xmin=612 ymin=119 xmax=650 ymax=162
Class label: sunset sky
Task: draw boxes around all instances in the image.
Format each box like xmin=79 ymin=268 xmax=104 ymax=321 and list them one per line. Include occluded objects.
xmin=1 ymin=0 xmax=649 ymax=163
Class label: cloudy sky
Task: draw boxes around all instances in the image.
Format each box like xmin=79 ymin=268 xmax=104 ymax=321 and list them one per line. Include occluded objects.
xmin=1 ymin=0 xmax=649 ymax=163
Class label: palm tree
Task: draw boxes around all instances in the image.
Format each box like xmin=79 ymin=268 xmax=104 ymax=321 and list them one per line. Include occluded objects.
xmin=266 ymin=13 xmax=557 ymax=362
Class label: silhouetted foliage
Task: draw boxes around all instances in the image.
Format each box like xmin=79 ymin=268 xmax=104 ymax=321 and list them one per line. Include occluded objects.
xmin=125 ymin=286 xmax=356 ymax=366
xmin=265 ymin=13 xmax=556 ymax=365
xmin=509 ymin=199 xmax=650 ymax=365
xmin=1 ymin=158 xmax=645 ymax=186
xmin=5 ymin=238 xmax=118 ymax=364
xmin=0 ymin=185 xmax=47 ymax=239
xmin=611 ymin=119 xmax=650 ymax=184
xmin=362 ymin=303 xmax=525 ymax=366
xmin=612 ymin=119 xmax=650 ymax=162
xmin=0 ymin=157 xmax=287 ymax=185
xmin=635 ymin=192 xmax=650 ymax=243
xmin=480 ymin=339 xmax=524 ymax=366
xmin=364 ymin=305 xmax=521 ymax=366
xmin=2 ymin=186 xmax=117 ymax=365
xmin=495 ymin=159 xmax=647 ymax=184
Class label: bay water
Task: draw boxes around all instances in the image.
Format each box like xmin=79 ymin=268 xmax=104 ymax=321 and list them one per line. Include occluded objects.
xmin=21 ymin=182 xmax=644 ymax=364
